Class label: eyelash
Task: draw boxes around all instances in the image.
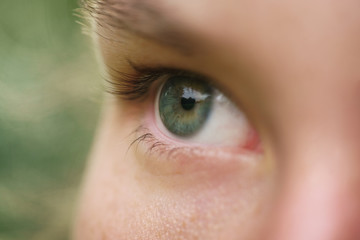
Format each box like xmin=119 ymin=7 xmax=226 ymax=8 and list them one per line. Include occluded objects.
xmin=128 ymin=126 xmax=182 ymax=159
xmin=104 ymin=62 xmax=192 ymax=101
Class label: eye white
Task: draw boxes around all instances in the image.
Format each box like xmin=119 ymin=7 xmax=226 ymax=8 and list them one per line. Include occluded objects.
xmin=155 ymin=86 xmax=250 ymax=147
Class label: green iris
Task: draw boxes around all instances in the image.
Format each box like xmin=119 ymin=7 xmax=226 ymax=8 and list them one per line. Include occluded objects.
xmin=158 ymin=75 xmax=213 ymax=137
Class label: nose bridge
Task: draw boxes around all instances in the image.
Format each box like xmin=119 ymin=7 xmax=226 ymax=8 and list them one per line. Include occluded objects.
xmin=268 ymin=113 xmax=360 ymax=240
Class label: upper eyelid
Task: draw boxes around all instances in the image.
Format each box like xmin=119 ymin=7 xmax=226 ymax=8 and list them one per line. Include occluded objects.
xmin=103 ymin=61 xmax=211 ymax=101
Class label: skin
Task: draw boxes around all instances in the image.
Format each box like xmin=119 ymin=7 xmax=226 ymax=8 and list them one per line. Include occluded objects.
xmin=74 ymin=0 xmax=360 ymax=239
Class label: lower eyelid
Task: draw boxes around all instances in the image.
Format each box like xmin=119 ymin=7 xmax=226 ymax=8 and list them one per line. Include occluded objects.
xmin=145 ymin=96 xmax=262 ymax=151
xmin=131 ymin=125 xmax=263 ymax=176
xmin=130 ymin=103 xmax=262 ymax=167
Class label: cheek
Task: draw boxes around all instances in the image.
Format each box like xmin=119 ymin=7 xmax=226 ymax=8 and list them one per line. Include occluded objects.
xmin=73 ymin=107 xmax=274 ymax=240
xmin=75 ymin=169 xmax=271 ymax=240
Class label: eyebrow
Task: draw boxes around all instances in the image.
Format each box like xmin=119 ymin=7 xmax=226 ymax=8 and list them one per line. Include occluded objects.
xmin=82 ymin=0 xmax=200 ymax=55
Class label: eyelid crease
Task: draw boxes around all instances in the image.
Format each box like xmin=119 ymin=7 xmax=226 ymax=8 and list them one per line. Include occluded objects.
xmin=104 ymin=61 xmax=206 ymax=101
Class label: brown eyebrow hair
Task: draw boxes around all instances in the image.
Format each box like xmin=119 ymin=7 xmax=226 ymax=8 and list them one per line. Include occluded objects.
xmin=80 ymin=0 xmax=200 ymax=55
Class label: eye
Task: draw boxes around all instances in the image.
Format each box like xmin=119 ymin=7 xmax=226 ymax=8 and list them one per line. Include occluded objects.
xmin=158 ymin=75 xmax=213 ymax=137
xmin=155 ymin=74 xmax=256 ymax=148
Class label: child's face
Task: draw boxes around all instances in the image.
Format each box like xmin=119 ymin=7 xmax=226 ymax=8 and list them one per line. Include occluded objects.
xmin=74 ymin=0 xmax=360 ymax=239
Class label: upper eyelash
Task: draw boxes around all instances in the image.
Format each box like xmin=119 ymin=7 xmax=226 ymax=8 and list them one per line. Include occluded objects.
xmin=104 ymin=65 xmax=159 ymax=101
xmin=104 ymin=61 xmax=203 ymax=101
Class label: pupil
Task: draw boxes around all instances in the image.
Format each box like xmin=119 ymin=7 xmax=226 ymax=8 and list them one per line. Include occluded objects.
xmin=181 ymin=97 xmax=196 ymax=111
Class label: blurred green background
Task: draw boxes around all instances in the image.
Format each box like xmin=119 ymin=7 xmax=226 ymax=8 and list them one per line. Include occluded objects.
xmin=0 ymin=1 xmax=101 ymax=239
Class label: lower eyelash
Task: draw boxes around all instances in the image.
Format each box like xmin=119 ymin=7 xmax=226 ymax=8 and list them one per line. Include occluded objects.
xmin=127 ymin=125 xmax=255 ymax=164
xmin=128 ymin=125 xmax=183 ymax=158
xmin=127 ymin=125 xmax=227 ymax=163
